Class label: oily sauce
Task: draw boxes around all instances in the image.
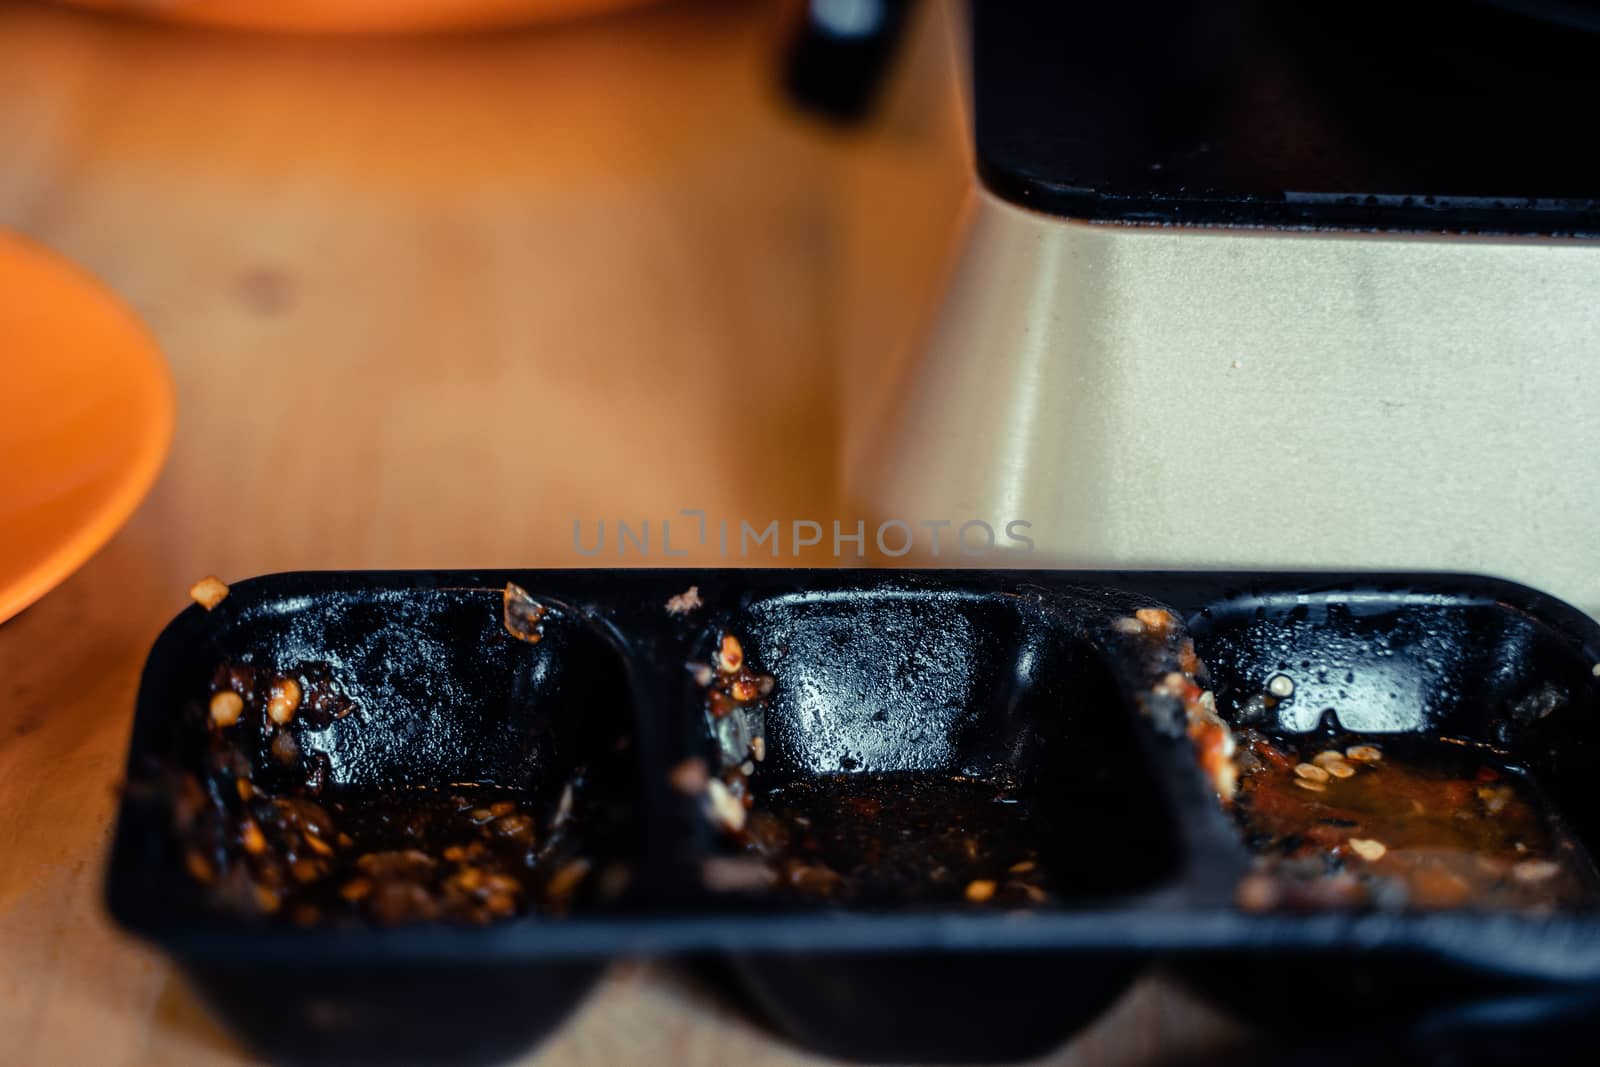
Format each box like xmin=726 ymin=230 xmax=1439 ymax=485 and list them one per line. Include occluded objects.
xmin=172 ymin=659 xmax=608 ymax=925
xmin=745 ymin=773 xmax=1052 ymax=907
xmin=1234 ymin=732 xmax=1597 ymax=911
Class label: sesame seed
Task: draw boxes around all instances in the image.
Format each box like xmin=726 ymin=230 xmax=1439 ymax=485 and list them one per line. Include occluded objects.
xmin=1348 ymin=838 xmax=1387 ymax=861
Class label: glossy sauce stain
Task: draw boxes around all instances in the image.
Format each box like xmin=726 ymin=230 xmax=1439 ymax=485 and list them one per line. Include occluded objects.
xmin=745 ymin=772 xmax=1054 ymax=907
xmin=1234 ymin=731 xmax=1600 ymax=911
xmin=171 ymin=653 xmax=622 ymax=926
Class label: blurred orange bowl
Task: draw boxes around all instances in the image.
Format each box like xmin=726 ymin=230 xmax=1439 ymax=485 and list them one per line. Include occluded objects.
xmin=0 ymin=232 xmax=174 ymax=626
xmin=49 ymin=0 xmax=663 ymax=34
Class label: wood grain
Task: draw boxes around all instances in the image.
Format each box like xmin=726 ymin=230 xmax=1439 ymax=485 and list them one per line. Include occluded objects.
xmin=0 ymin=1 xmax=1252 ymax=1062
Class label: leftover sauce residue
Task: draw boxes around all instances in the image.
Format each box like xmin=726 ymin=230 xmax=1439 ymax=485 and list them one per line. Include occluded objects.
xmin=742 ymin=772 xmax=1052 ymax=907
xmin=1233 ymin=731 xmax=1598 ymax=912
xmin=681 ymin=629 xmax=1054 ymax=908
xmin=167 ymin=658 xmax=612 ymax=926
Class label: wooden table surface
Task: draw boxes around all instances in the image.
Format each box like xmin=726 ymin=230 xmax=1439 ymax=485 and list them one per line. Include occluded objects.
xmin=0 ymin=1 xmax=1254 ymax=1062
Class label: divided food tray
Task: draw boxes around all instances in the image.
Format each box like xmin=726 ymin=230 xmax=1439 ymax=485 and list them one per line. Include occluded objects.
xmin=104 ymin=569 xmax=1600 ymax=1065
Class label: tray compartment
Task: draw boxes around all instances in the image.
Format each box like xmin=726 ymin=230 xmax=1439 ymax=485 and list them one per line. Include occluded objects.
xmin=1195 ymin=588 xmax=1600 ymax=900
xmin=687 ymin=585 xmax=1182 ymax=1060
xmin=106 ymin=576 xmax=645 ymax=1065
xmin=1171 ymin=582 xmax=1600 ymax=1028
xmin=175 ymin=959 xmax=603 ymax=1067
xmin=727 ymin=950 xmax=1138 ymax=1063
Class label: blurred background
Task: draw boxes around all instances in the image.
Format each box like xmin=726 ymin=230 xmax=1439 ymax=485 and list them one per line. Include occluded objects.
xmin=0 ymin=0 xmax=969 ymax=574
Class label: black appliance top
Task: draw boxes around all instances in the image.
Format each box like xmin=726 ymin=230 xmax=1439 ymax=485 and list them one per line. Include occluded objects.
xmin=972 ymin=0 xmax=1600 ymax=232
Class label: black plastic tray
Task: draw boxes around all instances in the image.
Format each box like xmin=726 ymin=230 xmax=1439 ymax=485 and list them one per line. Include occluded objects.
xmin=104 ymin=569 xmax=1600 ymax=1065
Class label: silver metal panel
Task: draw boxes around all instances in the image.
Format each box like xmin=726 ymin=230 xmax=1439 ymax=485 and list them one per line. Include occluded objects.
xmin=847 ymin=191 xmax=1600 ymax=618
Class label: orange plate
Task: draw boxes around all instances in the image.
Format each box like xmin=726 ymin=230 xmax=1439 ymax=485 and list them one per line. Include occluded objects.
xmin=50 ymin=0 xmax=660 ymax=34
xmin=0 ymin=233 xmax=174 ymax=625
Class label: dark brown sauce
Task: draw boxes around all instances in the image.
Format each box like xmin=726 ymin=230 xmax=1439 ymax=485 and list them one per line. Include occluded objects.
xmin=171 ymin=660 xmax=613 ymax=925
xmin=744 ymin=773 xmax=1052 ymax=907
xmin=1235 ymin=731 xmax=1599 ymax=911
xmin=184 ymin=780 xmax=604 ymax=926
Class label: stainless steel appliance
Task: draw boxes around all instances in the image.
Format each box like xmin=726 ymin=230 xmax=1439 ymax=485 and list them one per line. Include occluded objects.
xmin=842 ymin=0 xmax=1600 ymax=616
